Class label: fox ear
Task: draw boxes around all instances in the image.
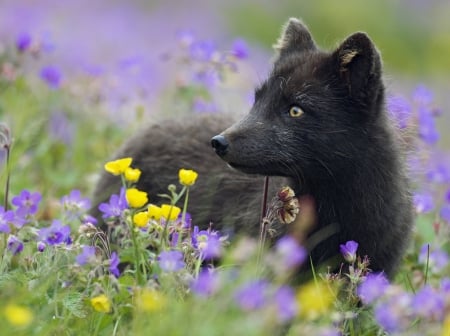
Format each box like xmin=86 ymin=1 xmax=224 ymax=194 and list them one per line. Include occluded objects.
xmin=333 ymin=32 xmax=382 ymax=96
xmin=274 ymin=18 xmax=316 ymax=57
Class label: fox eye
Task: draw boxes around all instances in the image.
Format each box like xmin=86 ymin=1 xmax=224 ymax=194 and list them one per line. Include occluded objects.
xmin=289 ymin=105 xmax=304 ymax=118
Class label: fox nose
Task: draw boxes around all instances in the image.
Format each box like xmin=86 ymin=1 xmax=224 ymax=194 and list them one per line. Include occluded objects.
xmin=211 ymin=135 xmax=229 ymax=156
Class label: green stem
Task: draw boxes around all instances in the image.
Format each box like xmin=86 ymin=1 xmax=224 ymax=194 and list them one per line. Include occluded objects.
xmin=178 ymin=188 xmax=190 ymax=247
xmin=130 ymin=222 xmax=143 ymax=285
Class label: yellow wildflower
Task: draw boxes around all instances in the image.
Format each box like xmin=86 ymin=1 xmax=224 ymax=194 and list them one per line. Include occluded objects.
xmin=126 ymin=188 xmax=148 ymax=208
xmin=135 ymin=288 xmax=166 ymax=312
xmin=179 ymin=168 xmax=198 ymax=186
xmin=160 ymin=204 xmax=181 ymax=221
xmin=90 ymin=294 xmax=112 ymax=313
xmin=4 ymin=303 xmax=33 ymax=327
xmin=443 ymin=314 xmax=450 ymax=336
xmin=133 ymin=211 xmax=149 ymax=228
xmin=147 ymin=204 xmax=162 ymax=220
xmin=104 ymin=157 xmax=132 ymax=175
xmin=296 ymin=280 xmax=335 ymax=320
xmin=124 ymin=167 xmax=141 ymax=182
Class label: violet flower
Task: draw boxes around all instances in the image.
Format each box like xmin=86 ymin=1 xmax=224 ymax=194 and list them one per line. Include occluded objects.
xmin=357 ymin=273 xmax=389 ymax=304
xmin=109 ymin=252 xmax=120 ymax=278
xmin=158 ymin=251 xmax=185 ymax=272
xmin=38 ymin=219 xmax=71 ymax=245
xmin=274 ymin=236 xmax=307 ymax=269
xmin=340 ymin=240 xmax=359 ymax=264
xmin=234 ymin=280 xmax=268 ymax=311
xmin=76 ymin=245 xmax=97 ymax=266
xmin=11 ymin=190 xmax=41 ymax=217
xmin=190 ymin=269 xmax=221 ymax=297
xmin=7 ymin=235 xmax=24 ymax=255
xmin=98 ymin=187 xmax=127 ymax=219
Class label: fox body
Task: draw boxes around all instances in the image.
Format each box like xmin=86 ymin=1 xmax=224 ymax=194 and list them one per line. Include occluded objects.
xmin=93 ymin=19 xmax=413 ymax=277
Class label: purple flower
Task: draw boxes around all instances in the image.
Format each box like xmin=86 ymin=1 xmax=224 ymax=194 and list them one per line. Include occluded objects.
xmin=109 ymin=252 xmax=120 ymax=278
xmin=191 ymin=269 xmax=221 ymax=297
xmin=61 ymin=189 xmax=91 ymax=218
xmin=193 ymin=70 xmax=220 ymax=88
xmin=340 ymin=240 xmax=359 ymax=264
xmin=177 ymin=212 xmax=192 ymax=229
xmin=413 ymin=85 xmax=433 ymax=105
xmin=189 ymin=40 xmax=216 ymax=62
xmin=275 ymin=236 xmax=307 ymax=269
xmin=418 ymin=244 xmax=449 ymax=273
xmin=16 ymin=32 xmax=32 ymax=52
xmin=37 ymin=241 xmax=46 ymax=252
xmin=440 ymin=204 xmax=450 ymax=223
xmin=386 ymin=95 xmax=411 ymax=129
xmin=413 ymin=192 xmax=434 ymax=213
xmin=7 ymin=235 xmax=24 ymax=255
xmin=411 ymin=285 xmax=445 ymax=320
xmin=426 ymin=162 xmax=450 ymax=184
xmin=418 ymin=106 xmax=439 ymax=144
xmin=38 ymin=220 xmax=71 ymax=245
xmin=357 ymin=273 xmax=389 ymax=304
xmin=158 ymin=250 xmax=185 ymax=272
xmin=374 ymin=293 xmax=412 ymax=333
xmin=231 ymin=38 xmax=249 ymax=59
xmin=274 ymin=286 xmax=298 ymax=322
xmin=192 ymin=227 xmax=222 ymax=260
xmin=98 ymin=188 xmax=127 ymax=219
xmin=82 ymin=214 xmax=98 ymax=226
xmin=76 ymin=245 xmax=97 ymax=266
xmin=176 ymin=30 xmax=195 ymax=47
xmin=11 ymin=190 xmax=41 ymax=217
xmin=40 ymin=66 xmax=62 ymax=89
xmin=0 ymin=206 xmax=14 ymax=233
xmin=192 ymin=98 xmax=218 ymax=113
xmin=234 ymin=280 xmax=268 ymax=311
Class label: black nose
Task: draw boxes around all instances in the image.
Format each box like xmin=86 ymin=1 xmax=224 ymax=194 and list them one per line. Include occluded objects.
xmin=211 ymin=135 xmax=229 ymax=156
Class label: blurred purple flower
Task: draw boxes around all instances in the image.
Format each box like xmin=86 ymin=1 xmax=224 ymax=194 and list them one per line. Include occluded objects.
xmin=413 ymin=192 xmax=434 ymax=213
xmin=386 ymin=95 xmax=411 ymax=129
xmin=39 ymin=219 xmax=71 ymax=245
xmin=374 ymin=294 xmax=411 ymax=334
xmin=440 ymin=204 xmax=450 ymax=223
xmin=275 ymin=235 xmax=306 ymax=269
xmin=411 ymin=285 xmax=445 ymax=320
xmin=0 ymin=206 xmax=14 ymax=233
xmin=357 ymin=273 xmax=389 ymax=304
xmin=177 ymin=212 xmax=192 ymax=229
xmin=231 ymin=38 xmax=249 ymax=59
xmin=274 ymin=286 xmax=298 ymax=322
xmin=426 ymin=163 xmax=450 ymax=184
xmin=37 ymin=241 xmax=46 ymax=252
xmin=418 ymin=106 xmax=439 ymax=144
xmin=82 ymin=214 xmax=98 ymax=226
xmin=109 ymin=252 xmax=120 ymax=278
xmin=234 ymin=280 xmax=268 ymax=311
xmin=413 ymin=85 xmax=433 ymax=106
xmin=40 ymin=65 xmax=62 ymax=89
xmin=441 ymin=277 xmax=450 ymax=293
xmin=76 ymin=245 xmax=97 ymax=266
xmin=193 ymin=70 xmax=220 ymax=88
xmin=176 ymin=29 xmax=195 ymax=47
xmin=7 ymin=235 xmax=24 ymax=255
xmin=61 ymin=189 xmax=91 ymax=218
xmin=418 ymin=244 xmax=449 ymax=273
xmin=16 ymin=32 xmax=32 ymax=52
xmin=340 ymin=240 xmax=359 ymax=264
xmin=189 ymin=40 xmax=216 ymax=62
xmin=98 ymin=187 xmax=127 ymax=219
xmin=191 ymin=269 xmax=221 ymax=297
xmin=192 ymin=227 xmax=222 ymax=260
xmin=12 ymin=190 xmax=41 ymax=217
xmin=48 ymin=111 xmax=75 ymax=145
xmin=193 ymin=98 xmax=218 ymax=113
xmin=158 ymin=250 xmax=185 ymax=272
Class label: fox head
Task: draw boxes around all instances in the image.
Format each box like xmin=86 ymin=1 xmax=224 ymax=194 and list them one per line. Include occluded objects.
xmin=211 ymin=18 xmax=385 ymax=190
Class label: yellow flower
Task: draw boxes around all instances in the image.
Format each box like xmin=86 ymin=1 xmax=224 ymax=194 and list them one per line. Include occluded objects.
xmin=147 ymin=204 xmax=162 ymax=220
xmin=126 ymin=188 xmax=148 ymax=208
xmin=160 ymin=204 xmax=181 ymax=221
xmin=135 ymin=288 xmax=166 ymax=312
xmin=4 ymin=303 xmax=33 ymax=327
xmin=90 ymin=294 xmax=112 ymax=313
xmin=296 ymin=280 xmax=335 ymax=320
xmin=443 ymin=314 xmax=450 ymax=336
xmin=104 ymin=157 xmax=133 ymax=175
xmin=124 ymin=167 xmax=141 ymax=182
xmin=179 ymin=168 xmax=198 ymax=186
xmin=133 ymin=211 xmax=149 ymax=227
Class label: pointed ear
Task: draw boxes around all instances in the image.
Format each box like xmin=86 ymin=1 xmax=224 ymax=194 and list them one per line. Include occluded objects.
xmin=333 ymin=32 xmax=382 ymax=96
xmin=274 ymin=18 xmax=316 ymax=58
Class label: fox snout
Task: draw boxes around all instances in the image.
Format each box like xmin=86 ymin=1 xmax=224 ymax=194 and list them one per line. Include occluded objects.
xmin=211 ymin=134 xmax=229 ymax=157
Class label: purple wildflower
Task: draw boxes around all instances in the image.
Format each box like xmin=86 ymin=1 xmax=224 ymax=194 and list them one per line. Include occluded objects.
xmin=357 ymin=273 xmax=389 ymax=304
xmin=418 ymin=106 xmax=439 ymax=144
xmin=37 ymin=241 xmax=46 ymax=252
xmin=374 ymin=293 xmax=412 ymax=333
xmin=193 ymin=98 xmax=218 ymax=113
xmin=0 ymin=206 xmax=14 ymax=233
xmin=441 ymin=278 xmax=450 ymax=293
xmin=386 ymin=95 xmax=411 ymax=129
xmin=109 ymin=252 xmax=120 ymax=278
xmin=340 ymin=240 xmax=359 ymax=264
xmin=426 ymin=162 xmax=450 ymax=184
xmin=189 ymin=40 xmax=216 ymax=62
xmin=11 ymin=190 xmax=41 ymax=217
xmin=191 ymin=269 xmax=221 ymax=297
xmin=413 ymin=85 xmax=433 ymax=105
xmin=16 ymin=32 xmax=32 ymax=52
xmin=38 ymin=219 xmax=71 ymax=245
xmin=76 ymin=245 xmax=97 ymax=266
xmin=176 ymin=30 xmax=195 ymax=47
xmin=231 ymin=38 xmax=249 ymax=59
xmin=192 ymin=228 xmax=222 ymax=260
xmin=7 ymin=235 xmax=24 ymax=255
xmin=418 ymin=244 xmax=449 ymax=273
xmin=275 ymin=236 xmax=307 ymax=269
xmin=40 ymin=66 xmax=62 ymax=89
xmin=158 ymin=250 xmax=185 ymax=272
xmin=234 ymin=280 xmax=268 ymax=311
xmin=440 ymin=204 xmax=450 ymax=223
xmin=82 ymin=214 xmax=98 ymax=226
xmin=274 ymin=286 xmax=298 ymax=322
xmin=61 ymin=189 xmax=91 ymax=218
xmin=411 ymin=285 xmax=445 ymax=320
xmin=193 ymin=70 xmax=220 ymax=88
xmin=413 ymin=192 xmax=434 ymax=213
xmin=98 ymin=187 xmax=127 ymax=219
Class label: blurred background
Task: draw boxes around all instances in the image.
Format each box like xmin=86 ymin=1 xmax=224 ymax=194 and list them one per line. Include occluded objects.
xmin=0 ymin=0 xmax=449 ymax=198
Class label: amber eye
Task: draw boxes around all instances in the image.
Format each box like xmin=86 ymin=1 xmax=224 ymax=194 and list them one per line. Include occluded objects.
xmin=289 ymin=105 xmax=304 ymax=118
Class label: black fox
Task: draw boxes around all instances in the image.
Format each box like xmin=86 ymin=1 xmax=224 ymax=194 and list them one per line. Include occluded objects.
xmin=92 ymin=18 xmax=413 ymax=277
